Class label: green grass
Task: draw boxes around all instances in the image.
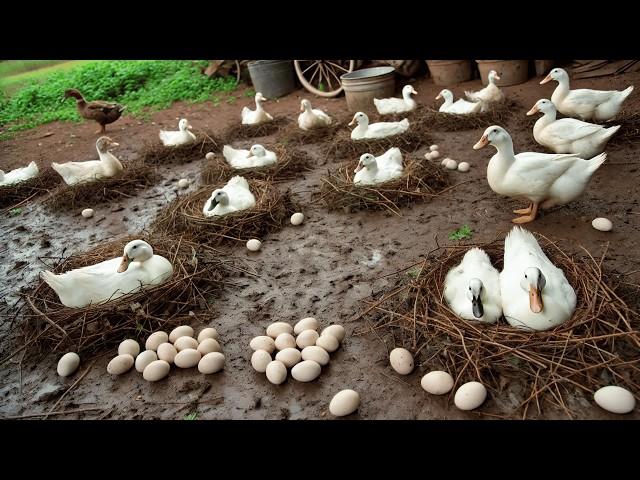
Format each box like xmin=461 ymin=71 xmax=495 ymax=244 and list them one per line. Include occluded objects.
xmin=0 ymin=61 xmax=94 ymax=95
xmin=0 ymin=60 xmax=238 ymax=139
xmin=448 ymin=225 xmax=473 ymax=241
xmin=183 ymin=412 xmax=198 ymax=420
xmin=8 ymin=208 xmax=22 ymax=217
xmin=0 ymin=60 xmax=69 ymax=78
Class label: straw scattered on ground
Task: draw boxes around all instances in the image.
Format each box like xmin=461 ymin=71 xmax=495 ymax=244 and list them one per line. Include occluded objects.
xmin=413 ymin=99 xmax=520 ymax=132
xmin=139 ymin=130 xmax=225 ymax=165
xmin=222 ymin=117 xmax=292 ymax=142
xmin=322 ymin=128 xmax=432 ymax=162
xmin=0 ymin=168 xmax=60 ymax=211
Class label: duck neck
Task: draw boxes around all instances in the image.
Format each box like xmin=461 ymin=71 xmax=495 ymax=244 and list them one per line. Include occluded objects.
xmin=255 ymin=97 xmax=264 ymax=111
xmin=366 ymin=162 xmax=379 ymax=174
xmin=442 ymin=94 xmax=454 ymax=108
xmin=552 ymin=77 xmax=570 ymax=103
xmin=533 ymin=109 xmax=556 ymax=139
xmin=354 ymin=119 xmax=369 ymax=135
xmin=402 ymin=89 xmax=413 ymax=101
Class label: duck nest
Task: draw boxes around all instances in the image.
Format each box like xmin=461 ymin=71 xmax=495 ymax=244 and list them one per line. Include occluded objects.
xmin=222 ymin=117 xmax=292 ymax=142
xmin=44 ymin=159 xmax=159 ymax=211
xmin=151 ymin=180 xmax=296 ymax=246
xmin=139 ymin=131 xmax=224 ymax=165
xmin=278 ymin=114 xmax=351 ymax=146
xmin=318 ymin=158 xmax=448 ymax=215
xmin=411 ymin=99 xmax=519 ymax=132
xmin=0 ymin=168 xmax=61 ymax=211
xmin=605 ymin=111 xmax=640 ymax=148
xmin=200 ymin=145 xmax=313 ymax=184
xmin=354 ymin=234 xmax=640 ymax=419
xmin=15 ymin=234 xmax=237 ymax=356
xmin=322 ymin=128 xmax=431 ymax=162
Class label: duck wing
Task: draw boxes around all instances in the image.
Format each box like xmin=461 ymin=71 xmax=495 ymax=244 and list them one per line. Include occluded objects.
xmin=543 ymin=118 xmax=605 ymax=143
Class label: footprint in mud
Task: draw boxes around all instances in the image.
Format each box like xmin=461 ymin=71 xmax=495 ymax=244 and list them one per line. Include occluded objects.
xmin=360 ymin=250 xmax=383 ymax=269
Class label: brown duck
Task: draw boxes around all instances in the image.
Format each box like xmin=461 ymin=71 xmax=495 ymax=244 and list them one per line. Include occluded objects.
xmin=63 ymin=89 xmax=126 ymax=134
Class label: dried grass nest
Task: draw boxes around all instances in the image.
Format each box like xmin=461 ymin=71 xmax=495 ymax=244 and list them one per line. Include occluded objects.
xmin=605 ymin=110 xmax=640 ymax=148
xmin=278 ymin=113 xmax=351 ymax=146
xmin=16 ymin=234 xmax=237 ymax=356
xmin=409 ymin=99 xmax=520 ymax=132
xmin=151 ymin=180 xmax=296 ymax=246
xmin=222 ymin=117 xmax=292 ymax=142
xmin=322 ymin=127 xmax=432 ymax=161
xmin=354 ymin=235 xmax=640 ymax=419
xmin=43 ymin=160 xmax=159 ymax=211
xmin=319 ymin=157 xmax=448 ymax=215
xmin=200 ymin=144 xmax=313 ymax=184
xmin=139 ymin=131 xmax=224 ymax=165
xmin=0 ymin=168 xmax=61 ymax=211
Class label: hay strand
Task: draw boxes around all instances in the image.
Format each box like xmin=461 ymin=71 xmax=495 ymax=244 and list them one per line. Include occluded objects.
xmin=222 ymin=117 xmax=291 ymax=142
xmin=0 ymin=168 xmax=61 ymax=210
xmin=412 ymin=99 xmax=520 ymax=132
xmin=139 ymin=130 xmax=224 ymax=165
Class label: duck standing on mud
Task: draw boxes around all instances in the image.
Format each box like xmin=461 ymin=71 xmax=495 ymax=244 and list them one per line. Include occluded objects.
xmin=63 ymin=88 xmax=126 ymax=134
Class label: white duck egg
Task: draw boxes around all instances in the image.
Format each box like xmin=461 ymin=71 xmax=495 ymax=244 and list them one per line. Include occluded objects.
xmin=118 ymin=339 xmax=140 ymax=358
xmin=445 ymin=159 xmax=458 ymax=170
xmin=301 ymin=346 xmax=330 ymax=366
xmin=430 ymin=144 xmax=439 ymax=151
xmin=316 ymin=334 xmax=340 ymax=353
xmin=205 ymin=152 xmax=215 ymax=161
xmin=250 ymin=335 xmax=276 ymax=354
xmin=294 ymin=317 xmax=318 ymax=335
xmin=329 ymin=389 xmax=360 ymax=417
xmin=81 ymin=208 xmax=94 ymax=218
xmin=296 ymin=329 xmax=319 ymax=349
xmin=198 ymin=352 xmax=225 ymax=374
xmin=291 ymin=360 xmax=322 ymax=382
xmin=178 ymin=178 xmax=189 ymax=189
xmin=266 ymin=321 xmax=294 ymax=339
xmin=246 ymin=239 xmax=262 ymax=251
xmin=174 ymin=348 xmax=201 ymax=368
xmin=430 ymin=150 xmax=440 ymax=159
xmin=107 ymin=354 xmax=134 ymax=375
xmin=145 ymin=331 xmax=168 ymax=351
xmin=174 ymin=336 xmax=199 ymax=352
xmin=135 ymin=350 xmax=158 ymax=373
xmin=157 ymin=343 xmax=178 ymax=364
xmin=457 ymin=162 xmax=470 ymax=172
xmin=454 ymin=381 xmax=487 ymax=410
xmin=275 ymin=348 xmax=302 ymax=368
xmin=275 ymin=333 xmax=297 ymax=350
xmin=424 ymin=152 xmax=433 ymax=161
xmin=321 ymin=324 xmax=346 ymax=343
xmin=266 ymin=360 xmax=288 ymax=385
xmin=592 ymin=217 xmax=613 ymax=232
xmin=290 ymin=212 xmax=305 ymax=226
xmin=169 ymin=325 xmax=194 ymax=343
xmin=197 ymin=338 xmax=222 ymax=355
xmin=421 ymin=371 xmax=454 ymax=395
xmin=57 ymin=352 xmax=80 ymax=377
xmin=197 ymin=327 xmax=219 ymax=343
xmin=389 ymin=348 xmax=414 ymax=375
xmin=251 ymin=349 xmax=272 ymax=373
xmin=143 ymin=360 xmax=170 ymax=382
xmin=594 ymin=386 xmax=636 ymax=414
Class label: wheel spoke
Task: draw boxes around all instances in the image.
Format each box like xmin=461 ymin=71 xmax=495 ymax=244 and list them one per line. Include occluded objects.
xmin=327 ymin=61 xmax=350 ymax=73
xmin=327 ymin=65 xmax=342 ymax=86
xmin=302 ymin=61 xmax=319 ymax=75
xmin=309 ymin=64 xmax=320 ymax=86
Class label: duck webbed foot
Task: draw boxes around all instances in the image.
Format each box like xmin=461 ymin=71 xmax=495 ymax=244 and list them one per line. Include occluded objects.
xmin=513 ymin=203 xmax=533 ymax=215
xmin=95 ymin=123 xmax=106 ymax=134
xmin=511 ymin=202 xmax=539 ymax=224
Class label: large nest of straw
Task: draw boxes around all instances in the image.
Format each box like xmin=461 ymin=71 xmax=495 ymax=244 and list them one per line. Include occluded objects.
xmin=322 ymin=127 xmax=432 ymax=161
xmin=411 ymin=99 xmax=519 ymax=132
xmin=200 ymin=145 xmax=313 ymax=184
xmin=18 ymin=234 xmax=237 ymax=355
xmin=0 ymin=168 xmax=60 ymax=210
xmin=319 ymin=158 xmax=448 ymax=215
xmin=151 ymin=180 xmax=296 ymax=246
xmin=355 ymin=235 xmax=640 ymax=418
xmin=222 ymin=117 xmax=292 ymax=142
xmin=278 ymin=114 xmax=351 ymax=146
xmin=139 ymin=131 xmax=224 ymax=165
xmin=44 ymin=160 xmax=159 ymax=211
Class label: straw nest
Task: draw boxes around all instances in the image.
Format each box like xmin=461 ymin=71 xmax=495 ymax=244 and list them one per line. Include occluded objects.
xmin=139 ymin=131 xmax=224 ymax=165
xmin=222 ymin=117 xmax=291 ymax=142
xmin=605 ymin=111 xmax=640 ymax=148
xmin=0 ymin=168 xmax=60 ymax=211
xmin=200 ymin=145 xmax=313 ymax=184
xmin=319 ymin=158 xmax=448 ymax=215
xmin=278 ymin=114 xmax=351 ymax=146
xmin=43 ymin=160 xmax=159 ymax=211
xmin=151 ymin=180 xmax=296 ymax=246
xmin=17 ymin=234 xmax=237 ymax=355
xmin=411 ymin=99 xmax=520 ymax=132
xmin=322 ymin=127 xmax=432 ymax=161
xmin=354 ymin=235 xmax=640 ymax=418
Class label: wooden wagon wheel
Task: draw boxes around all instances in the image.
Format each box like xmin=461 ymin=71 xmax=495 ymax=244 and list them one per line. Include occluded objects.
xmin=294 ymin=60 xmax=356 ymax=97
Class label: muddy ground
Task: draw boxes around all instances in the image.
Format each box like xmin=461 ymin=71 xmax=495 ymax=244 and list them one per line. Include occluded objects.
xmin=1 ymin=69 xmax=639 ymax=420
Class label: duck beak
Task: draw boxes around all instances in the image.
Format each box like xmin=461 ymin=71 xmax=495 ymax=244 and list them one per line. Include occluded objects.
xmin=494 ymin=74 xmax=501 ymax=81
xmin=412 ymin=88 xmax=418 ymax=95
xmin=348 ymin=117 xmax=357 ymax=127
xmin=526 ymin=105 xmax=539 ymax=116
xmin=473 ymin=134 xmax=489 ymax=150
xmin=472 ymin=295 xmax=484 ymax=319
xmin=110 ymin=141 xmax=120 ymax=147
xmin=529 ymin=285 xmax=544 ymax=313
xmin=354 ymin=161 xmax=363 ymax=173
xmin=300 ymin=103 xmax=305 ymax=112
xmin=188 ymin=125 xmax=193 ymax=130
xmin=246 ymin=151 xmax=253 ymax=158
xmin=540 ymin=73 xmax=553 ymax=85
xmin=117 ymin=254 xmax=132 ymax=273
xmin=435 ymin=93 xmax=442 ymax=100
xmin=208 ymin=198 xmax=219 ymax=211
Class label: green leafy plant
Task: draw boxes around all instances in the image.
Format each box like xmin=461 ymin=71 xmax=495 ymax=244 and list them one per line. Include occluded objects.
xmin=244 ymin=89 xmax=255 ymax=97
xmin=8 ymin=208 xmax=22 ymax=217
xmin=225 ymin=95 xmax=237 ymax=104
xmin=448 ymin=225 xmax=473 ymax=241
xmin=318 ymin=82 xmax=326 ymax=92
xmin=184 ymin=411 xmax=198 ymax=420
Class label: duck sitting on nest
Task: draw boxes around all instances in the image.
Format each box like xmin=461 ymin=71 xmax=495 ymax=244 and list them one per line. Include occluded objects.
xmin=0 ymin=161 xmax=39 ymax=187
xmin=348 ymin=112 xmax=410 ymax=140
xmin=52 ymin=136 xmax=123 ymax=186
xmin=63 ymin=89 xmax=126 ymax=134
xmin=159 ymin=119 xmax=196 ymax=147
xmin=242 ymin=92 xmax=273 ymax=125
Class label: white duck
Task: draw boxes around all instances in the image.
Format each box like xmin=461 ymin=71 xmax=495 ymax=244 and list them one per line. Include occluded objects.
xmin=0 ymin=161 xmax=39 ymax=187
xmin=41 ymin=240 xmax=173 ymax=309
xmin=540 ymin=67 xmax=634 ymax=122
xmin=473 ymin=125 xmax=607 ymax=223
xmin=159 ymin=118 xmax=196 ymax=146
xmin=500 ymin=226 xmax=576 ymax=331
xmin=222 ymin=144 xmax=277 ymax=169
xmin=444 ymin=248 xmax=502 ymax=324
xmin=527 ymin=98 xmax=620 ymax=159
xmin=436 ymin=89 xmax=482 ymax=114
xmin=298 ymin=99 xmax=333 ymax=130
xmin=52 ymin=136 xmax=123 ymax=186
xmin=348 ymin=112 xmax=410 ymax=140
xmin=465 ymin=70 xmax=505 ymax=111
xmin=353 ymin=148 xmax=404 ymax=185
xmin=374 ymin=85 xmax=418 ymax=115
xmin=203 ymin=176 xmax=256 ymax=217
xmin=241 ymin=92 xmax=273 ymax=125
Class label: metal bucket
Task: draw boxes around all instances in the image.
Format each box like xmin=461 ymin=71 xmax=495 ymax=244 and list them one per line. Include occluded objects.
xmin=247 ymin=60 xmax=296 ymax=99
xmin=476 ymin=60 xmax=529 ymax=86
xmin=425 ymin=60 xmax=473 ymax=86
xmin=340 ymin=66 xmax=396 ymax=114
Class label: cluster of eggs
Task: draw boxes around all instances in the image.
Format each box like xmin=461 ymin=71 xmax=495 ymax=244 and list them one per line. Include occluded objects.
xmin=103 ymin=325 xmax=225 ymax=381
xmin=244 ymin=213 xmax=304 ymax=253
xmin=424 ymin=144 xmax=470 ymax=173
